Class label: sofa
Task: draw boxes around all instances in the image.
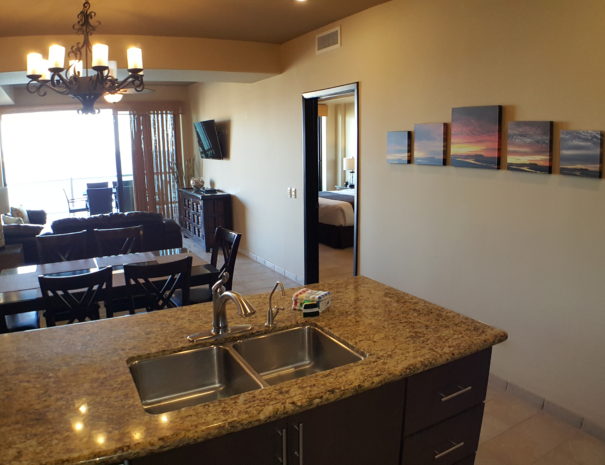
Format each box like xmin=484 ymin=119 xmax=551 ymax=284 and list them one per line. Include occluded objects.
xmin=3 ymin=210 xmax=48 ymax=264
xmin=48 ymin=211 xmax=183 ymax=260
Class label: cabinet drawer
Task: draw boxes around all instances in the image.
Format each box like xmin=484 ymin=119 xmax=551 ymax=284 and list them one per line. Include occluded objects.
xmin=404 ymin=349 xmax=490 ymax=434
xmin=402 ymin=404 xmax=483 ymax=465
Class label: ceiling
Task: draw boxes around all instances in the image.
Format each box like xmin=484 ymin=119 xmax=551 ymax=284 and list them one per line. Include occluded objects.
xmin=0 ymin=0 xmax=389 ymax=44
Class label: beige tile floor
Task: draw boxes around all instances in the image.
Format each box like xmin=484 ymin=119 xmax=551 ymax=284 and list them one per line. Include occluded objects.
xmin=319 ymin=243 xmax=354 ymax=282
xmin=184 ymin=238 xmax=355 ymax=294
xmin=186 ymin=238 xmax=605 ymax=465
xmin=477 ymin=381 xmax=605 ymax=465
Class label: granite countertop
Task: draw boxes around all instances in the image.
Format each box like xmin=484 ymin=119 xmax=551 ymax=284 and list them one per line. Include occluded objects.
xmin=0 ymin=276 xmax=507 ymax=465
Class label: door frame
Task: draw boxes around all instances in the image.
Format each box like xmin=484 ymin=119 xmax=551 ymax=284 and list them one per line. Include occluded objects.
xmin=302 ymin=82 xmax=359 ymax=284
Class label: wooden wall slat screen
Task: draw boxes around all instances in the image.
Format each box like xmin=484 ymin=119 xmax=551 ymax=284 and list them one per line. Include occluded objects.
xmin=128 ymin=107 xmax=182 ymax=220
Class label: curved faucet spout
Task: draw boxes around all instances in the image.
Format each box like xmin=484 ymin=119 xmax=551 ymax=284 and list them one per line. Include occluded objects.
xmin=212 ymin=290 xmax=256 ymax=336
xmin=187 ymin=272 xmax=256 ymax=342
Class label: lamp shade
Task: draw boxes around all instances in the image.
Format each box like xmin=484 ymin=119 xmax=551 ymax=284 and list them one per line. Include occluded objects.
xmin=343 ymin=157 xmax=355 ymax=171
xmin=0 ymin=186 xmax=9 ymax=214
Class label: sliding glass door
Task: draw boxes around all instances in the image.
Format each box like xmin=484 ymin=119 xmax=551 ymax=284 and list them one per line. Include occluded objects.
xmin=1 ymin=106 xmax=182 ymax=221
xmin=1 ymin=110 xmax=118 ymax=220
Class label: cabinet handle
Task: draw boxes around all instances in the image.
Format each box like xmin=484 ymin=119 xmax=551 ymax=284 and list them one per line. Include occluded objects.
xmin=277 ymin=428 xmax=288 ymax=465
xmin=434 ymin=440 xmax=465 ymax=460
xmin=439 ymin=385 xmax=472 ymax=402
xmin=293 ymin=423 xmax=304 ymax=465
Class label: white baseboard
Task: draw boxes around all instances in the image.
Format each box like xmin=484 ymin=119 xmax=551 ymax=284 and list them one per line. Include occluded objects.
xmin=488 ymin=373 xmax=605 ymax=442
xmin=239 ymin=248 xmax=304 ymax=285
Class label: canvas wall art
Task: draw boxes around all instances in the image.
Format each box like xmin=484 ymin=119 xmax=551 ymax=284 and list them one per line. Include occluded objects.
xmin=507 ymin=121 xmax=553 ymax=174
xmin=387 ymin=130 xmax=411 ymax=164
xmin=560 ymin=130 xmax=602 ymax=178
xmin=451 ymin=105 xmax=502 ymax=169
xmin=414 ymin=123 xmax=447 ymax=166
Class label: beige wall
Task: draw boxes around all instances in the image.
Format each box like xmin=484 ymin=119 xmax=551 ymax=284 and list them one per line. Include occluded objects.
xmin=0 ymin=34 xmax=280 ymax=74
xmin=188 ymin=0 xmax=605 ymax=429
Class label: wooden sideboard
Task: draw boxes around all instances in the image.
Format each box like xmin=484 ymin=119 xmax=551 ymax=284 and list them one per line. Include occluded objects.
xmin=178 ymin=189 xmax=233 ymax=252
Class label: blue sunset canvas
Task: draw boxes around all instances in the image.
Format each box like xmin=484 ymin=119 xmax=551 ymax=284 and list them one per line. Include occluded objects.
xmin=414 ymin=123 xmax=446 ymax=166
xmin=387 ymin=130 xmax=411 ymax=164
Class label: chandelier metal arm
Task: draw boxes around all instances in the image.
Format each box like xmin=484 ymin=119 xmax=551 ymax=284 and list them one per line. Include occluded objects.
xmin=24 ymin=1 xmax=144 ymax=114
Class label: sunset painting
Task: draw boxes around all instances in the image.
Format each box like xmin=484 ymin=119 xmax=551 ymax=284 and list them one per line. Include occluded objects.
xmin=451 ymin=105 xmax=502 ymax=169
xmin=414 ymin=123 xmax=447 ymax=166
xmin=507 ymin=121 xmax=553 ymax=174
xmin=560 ymin=130 xmax=602 ymax=178
xmin=387 ymin=130 xmax=411 ymax=164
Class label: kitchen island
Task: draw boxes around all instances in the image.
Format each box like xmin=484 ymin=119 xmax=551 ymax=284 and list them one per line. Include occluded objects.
xmin=0 ymin=276 xmax=507 ymax=465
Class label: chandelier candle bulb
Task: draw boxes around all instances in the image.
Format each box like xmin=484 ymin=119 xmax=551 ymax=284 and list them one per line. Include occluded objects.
xmin=40 ymin=59 xmax=51 ymax=81
xmin=92 ymin=43 xmax=109 ymax=69
xmin=48 ymin=44 xmax=65 ymax=70
xmin=127 ymin=47 xmax=143 ymax=71
xmin=108 ymin=60 xmax=118 ymax=78
xmin=26 ymin=52 xmax=43 ymax=77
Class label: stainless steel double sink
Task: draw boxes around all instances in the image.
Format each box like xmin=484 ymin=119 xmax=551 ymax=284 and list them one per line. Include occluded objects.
xmin=128 ymin=325 xmax=365 ymax=414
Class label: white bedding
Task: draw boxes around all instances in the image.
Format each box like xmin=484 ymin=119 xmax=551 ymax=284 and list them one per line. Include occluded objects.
xmin=318 ymin=197 xmax=354 ymax=226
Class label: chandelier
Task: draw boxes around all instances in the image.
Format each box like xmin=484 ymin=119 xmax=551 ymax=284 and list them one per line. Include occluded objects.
xmin=25 ymin=1 xmax=144 ymax=114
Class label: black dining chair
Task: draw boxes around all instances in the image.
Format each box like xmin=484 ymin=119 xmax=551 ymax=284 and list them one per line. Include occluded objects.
xmin=37 ymin=230 xmax=89 ymax=264
xmin=87 ymin=187 xmax=113 ymax=215
xmin=93 ymin=225 xmax=143 ymax=256
xmin=87 ymin=182 xmax=109 ymax=188
xmin=174 ymin=227 xmax=242 ymax=306
xmin=124 ymin=256 xmax=192 ymax=312
xmin=38 ymin=266 xmax=113 ymax=327
xmin=62 ymin=189 xmax=88 ymax=215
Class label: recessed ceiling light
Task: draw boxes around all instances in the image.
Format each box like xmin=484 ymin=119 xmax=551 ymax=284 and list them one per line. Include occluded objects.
xmin=295 ymin=0 xmax=307 ymax=3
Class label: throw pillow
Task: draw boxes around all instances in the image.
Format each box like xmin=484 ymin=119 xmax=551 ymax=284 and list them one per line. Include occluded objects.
xmin=1 ymin=214 xmax=24 ymax=225
xmin=10 ymin=206 xmax=29 ymax=224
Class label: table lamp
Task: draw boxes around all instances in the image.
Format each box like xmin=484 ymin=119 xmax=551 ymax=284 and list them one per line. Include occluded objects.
xmin=343 ymin=157 xmax=355 ymax=187
xmin=0 ymin=186 xmax=9 ymax=248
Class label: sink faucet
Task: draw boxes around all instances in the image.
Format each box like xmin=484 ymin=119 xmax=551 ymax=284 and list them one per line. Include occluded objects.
xmin=187 ymin=272 xmax=256 ymax=342
xmin=211 ymin=272 xmax=256 ymax=335
xmin=265 ymin=281 xmax=285 ymax=327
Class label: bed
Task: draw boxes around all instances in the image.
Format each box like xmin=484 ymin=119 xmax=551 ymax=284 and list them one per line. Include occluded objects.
xmin=318 ymin=189 xmax=355 ymax=248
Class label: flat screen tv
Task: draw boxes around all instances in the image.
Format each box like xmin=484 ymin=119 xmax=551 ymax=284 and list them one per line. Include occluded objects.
xmin=194 ymin=120 xmax=224 ymax=159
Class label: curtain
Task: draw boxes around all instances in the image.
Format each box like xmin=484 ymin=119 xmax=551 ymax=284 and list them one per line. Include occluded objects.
xmin=129 ymin=106 xmax=183 ymax=220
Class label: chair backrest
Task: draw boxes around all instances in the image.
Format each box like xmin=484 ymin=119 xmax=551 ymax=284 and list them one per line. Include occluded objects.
xmin=62 ymin=189 xmax=87 ymax=214
xmin=38 ymin=266 xmax=113 ymax=327
xmin=37 ymin=230 xmax=88 ymax=264
xmin=87 ymin=182 xmax=109 ymax=188
xmin=124 ymin=256 xmax=192 ymax=311
xmin=87 ymin=187 xmax=113 ymax=215
xmin=94 ymin=225 xmax=143 ymax=256
xmin=210 ymin=227 xmax=242 ymax=291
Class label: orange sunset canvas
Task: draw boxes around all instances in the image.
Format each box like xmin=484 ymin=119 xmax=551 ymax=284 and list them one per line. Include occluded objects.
xmin=451 ymin=105 xmax=502 ymax=169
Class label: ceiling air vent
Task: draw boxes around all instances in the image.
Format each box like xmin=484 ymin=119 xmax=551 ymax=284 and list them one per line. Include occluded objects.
xmin=316 ymin=27 xmax=341 ymax=54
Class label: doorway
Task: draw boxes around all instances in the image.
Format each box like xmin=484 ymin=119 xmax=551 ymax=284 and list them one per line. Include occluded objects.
xmin=302 ymin=83 xmax=359 ymax=285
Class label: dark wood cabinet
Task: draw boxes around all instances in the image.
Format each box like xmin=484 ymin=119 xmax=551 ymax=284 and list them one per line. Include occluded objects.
xmin=178 ymin=189 xmax=232 ymax=252
xmin=128 ymin=350 xmax=491 ymax=465
xmin=129 ymin=419 xmax=281 ymax=465
xmin=401 ymin=348 xmax=491 ymax=465
xmin=130 ymin=379 xmax=405 ymax=465
xmin=294 ymin=379 xmax=405 ymax=465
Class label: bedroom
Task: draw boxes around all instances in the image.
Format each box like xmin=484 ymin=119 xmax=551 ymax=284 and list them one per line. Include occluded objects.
xmin=317 ymin=93 xmax=357 ymax=281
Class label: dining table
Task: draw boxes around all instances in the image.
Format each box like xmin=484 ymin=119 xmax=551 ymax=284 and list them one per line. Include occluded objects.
xmin=0 ymin=247 xmax=220 ymax=333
